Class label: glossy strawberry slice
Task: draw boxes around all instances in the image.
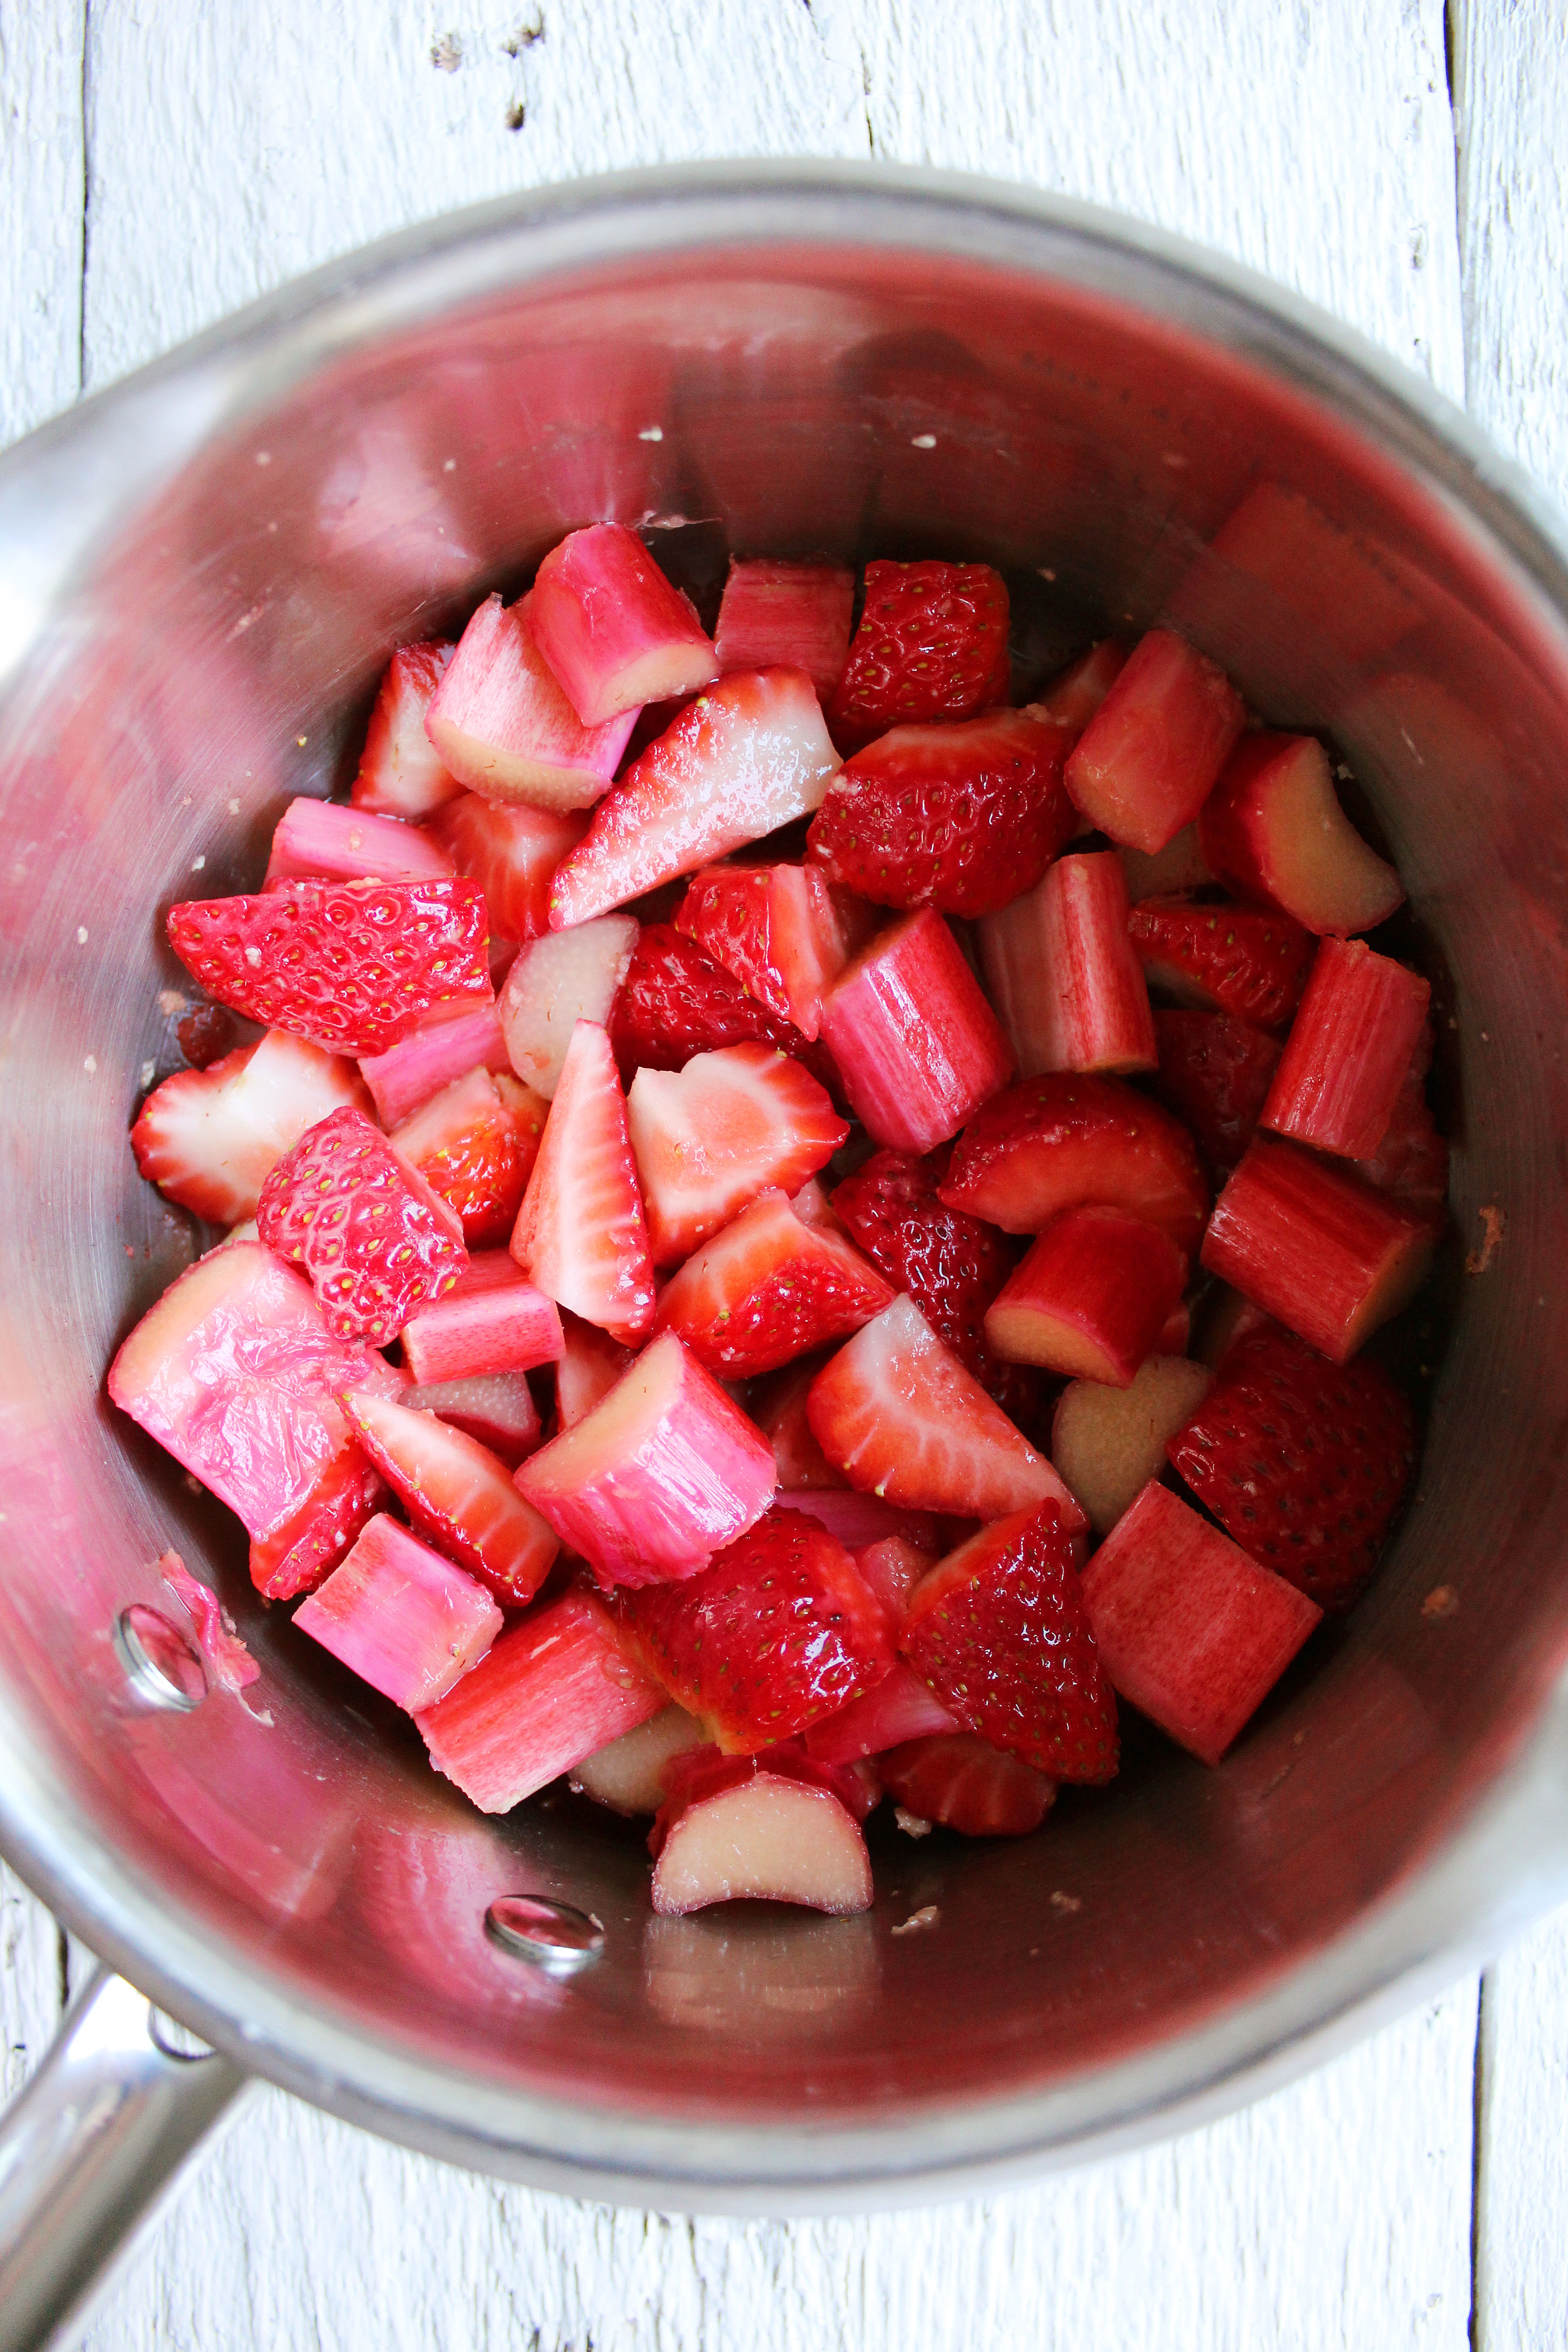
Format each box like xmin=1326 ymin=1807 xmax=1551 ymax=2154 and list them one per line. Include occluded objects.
xmin=807 ymin=708 xmax=1077 ymax=917
xmin=1129 ymin=896 xmax=1313 ymax=1030
xmin=878 ymin=1732 xmax=1056 ymax=1836
xmin=900 ymin=1501 xmax=1118 ymax=1783
xmin=626 ymin=1043 xmax=847 ymax=1268
xmin=166 ymin=877 xmax=492 ymax=1058
xmin=256 ymin=1107 xmax=466 ymax=1343
xmin=351 ymin=640 xmax=463 ymax=819
xmin=554 ymin=1312 xmax=634 ymax=1431
xmin=828 ymin=560 xmax=1011 ymax=752
xmin=1150 ymin=1009 xmax=1281 ymax=1180
xmin=389 ymin=1065 xmax=543 ymax=1249
xmin=246 ymin=1441 xmax=388 ymax=1601
xmin=749 ymin=1351 xmax=849 ymax=1489
xmin=509 ymin=1019 xmax=656 ymax=1345
xmin=939 ymin=1073 xmax=1209 ymax=1255
xmin=1166 ymin=1324 xmax=1418 ymax=1612
xmin=617 ymin=1507 xmax=896 ymax=1751
xmin=654 ymin=1187 xmax=894 ymax=1377
xmin=431 ymin=789 xmax=588 ymax=943
xmin=806 ymin=1295 xmax=1083 ymax=1524
xmin=713 ymin=557 xmax=855 ymax=703
xmin=675 ymin=863 xmax=872 ymax=1040
xmin=132 ymin=1030 xmax=373 ymax=1227
xmin=340 ymin=1387 xmax=559 ymax=1607
xmin=607 ymin=922 xmax=843 ymax=1094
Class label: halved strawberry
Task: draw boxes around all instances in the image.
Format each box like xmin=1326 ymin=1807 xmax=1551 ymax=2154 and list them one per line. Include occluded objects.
xmin=1150 ymin=1009 xmax=1282 ymax=1181
xmin=166 ymin=877 xmax=492 ymax=1058
xmin=431 ymin=789 xmax=589 ymax=943
xmin=616 ymin=1507 xmax=897 ymax=1752
xmin=1166 ymin=1323 xmax=1418 ymax=1612
xmin=351 ymin=640 xmax=464 ymax=819
xmin=509 ymin=1019 xmax=656 ymax=1344
xmin=256 ymin=1106 xmax=467 ymax=1343
xmin=132 ymin=1031 xmax=373 ymax=1226
xmin=247 ymin=1441 xmax=389 ymax=1601
xmin=939 ymin=1073 xmax=1209 ymax=1255
xmin=828 ymin=560 xmax=1011 ymax=752
xmin=606 ymin=922 xmax=843 ymax=1095
xmin=340 ymin=1387 xmax=558 ymax=1607
xmin=806 ymin=708 xmax=1076 ymax=917
xmin=877 ymin=1732 xmax=1056 ymax=1837
xmin=653 ymin=1188 xmax=894 ymax=1377
xmin=1128 ymin=896 xmax=1313 ymax=1030
xmin=626 ymin=1043 xmax=848 ymax=1267
xmin=806 ymin=1294 xmax=1083 ymax=1524
xmin=675 ymin=863 xmax=872 ymax=1040
xmin=900 ymin=1502 xmax=1118 ymax=1783
xmin=389 ymin=1064 xmax=544 ymax=1248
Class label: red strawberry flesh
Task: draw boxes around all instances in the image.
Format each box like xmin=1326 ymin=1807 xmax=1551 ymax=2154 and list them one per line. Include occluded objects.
xmin=1150 ymin=1009 xmax=1281 ymax=1180
xmin=256 ymin=1105 xmax=467 ymax=1344
xmin=1129 ymin=896 xmax=1314 ymax=1030
xmin=607 ymin=922 xmax=843 ymax=1095
xmin=627 ymin=1042 xmax=848 ymax=1267
xmin=340 ymin=1387 xmax=558 ymax=1607
xmin=939 ymin=1071 xmax=1209 ymax=1254
xmin=509 ymin=1018 xmax=656 ymax=1345
xmin=653 ymin=1186 xmax=895 ymax=1377
xmin=828 ymin=559 xmax=1011 ymax=752
xmin=351 ymin=640 xmax=462 ymax=820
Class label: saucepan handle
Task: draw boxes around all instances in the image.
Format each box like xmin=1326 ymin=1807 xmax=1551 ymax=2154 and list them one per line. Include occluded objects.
xmin=0 ymin=1965 xmax=249 ymax=2352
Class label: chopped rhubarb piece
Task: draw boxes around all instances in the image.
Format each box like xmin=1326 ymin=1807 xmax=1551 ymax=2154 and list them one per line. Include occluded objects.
xmin=423 ymin=592 xmax=638 ymax=810
xmin=256 ymin=1106 xmax=466 ymax=1344
xmin=940 ymin=1072 xmax=1209 ymax=1254
xmin=806 ymin=708 xmax=1077 ymax=918
xmin=783 ymin=1486 xmax=942 ymax=1556
xmin=608 ymin=921 xmax=843 ymax=1094
xmin=675 ymin=863 xmax=871 ymax=1040
xmin=294 ymin=1513 xmax=502 ymax=1714
xmin=554 ymin=1312 xmax=634 ymax=1431
xmin=340 ymin=1389 xmax=558 ymax=1607
xmin=510 ymin=1019 xmax=656 ymax=1344
xmin=1198 ymin=734 xmax=1404 ymax=935
xmin=264 ymin=797 xmax=455 ymax=888
xmin=530 ymin=524 xmax=719 ymax=725
xmin=650 ymin=1771 xmax=872 ymax=1916
xmin=617 ymin=1507 xmax=895 ymax=1750
xmin=979 ymin=850 xmax=1155 ymax=1077
xmin=985 ymin=1207 xmax=1187 ymax=1385
xmin=497 ymin=913 xmax=639 ymax=1098
xmin=132 ymin=1029 xmax=373 ymax=1226
xmin=167 ymin=877 xmax=492 ymax=1058
xmin=1032 ymin=640 xmax=1129 ymax=730
xmin=627 ymin=1042 xmax=847 ymax=1267
xmin=352 ymin=641 xmax=464 ymax=819
xmin=1051 ymin=1355 xmax=1213 ymax=1535
xmin=1168 ymin=1324 xmax=1417 ymax=1612
xmin=750 ymin=1352 xmax=849 ymax=1490
xmin=1079 ymin=1480 xmax=1321 ymax=1764
xmin=358 ymin=1004 xmax=510 ymax=1130
xmin=401 ymin=1276 xmax=564 ymax=1385
xmin=1150 ymin=1009 xmax=1281 ymax=1181
xmin=1130 ymin=897 xmax=1313 ymax=1029
xmin=804 ymin=1661 xmax=959 ymax=1765
xmin=653 ymin=1187 xmax=894 ymax=1378
xmin=416 ymin=1588 xmax=663 ymax=1812
xmin=517 ymin=1331 xmax=776 ymax=1587
xmin=1201 ymin=1132 xmax=1433 ymax=1363
xmin=1194 ymin=1284 xmax=1277 ymax=1371
xmin=1262 ymin=938 xmax=1431 ymax=1158
xmin=1063 ymin=627 xmax=1246 ymax=855
xmin=1349 ymin=1043 xmax=1449 ymax=1229
xmin=402 ymin=1370 xmax=542 ymax=1467
xmin=431 ymin=789 xmax=589 ymax=943
xmin=878 ymin=1732 xmax=1056 ymax=1836
xmin=828 ymin=560 xmax=1011 ymax=753
xmin=548 ymin=670 xmax=841 ymax=929
xmin=160 ymin=1553 xmax=260 ymax=1693
xmin=820 ymin=910 xmax=1013 ymax=1154
xmin=851 ymin=1534 xmax=936 ymax=1619
xmin=449 ymin=1247 xmax=538 ymax=1296
xmin=569 ymin=1704 xmax=706 ymax=1816
xmin=807 ymin=1295 xmax=1083 ymax=1524
xmin=390 ymin=1065 xmax=541 ymax=1248
xmin=108 ymin=1240 xmax=400 ymax=1540
xmin=714 ymin=557 xmax=855 ymax=703
xmin=1121 ymin=821 xmax=1212 ymax=902
xmin=900 ymin=1500 xmax=1118 ymax=1782
xmin=248 ymin=1441 xmax=388 ymax=1600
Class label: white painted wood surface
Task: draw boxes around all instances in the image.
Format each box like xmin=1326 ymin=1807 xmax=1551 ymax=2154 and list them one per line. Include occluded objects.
xmin=2 ymin=0 xmax=1565 ymax=2343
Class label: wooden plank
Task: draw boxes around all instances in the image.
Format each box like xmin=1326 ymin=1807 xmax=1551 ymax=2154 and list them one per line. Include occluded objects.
xmin=0 ymin=1861 xmax=62 ymax=2106
xmin=0 ymin=0 xmax=85 ymax=444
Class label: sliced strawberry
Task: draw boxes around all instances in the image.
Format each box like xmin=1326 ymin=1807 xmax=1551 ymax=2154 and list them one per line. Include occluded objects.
xmin=1166 ymin=1323 xmax=1418 ymax=1612
xmin=247 ymin=1441 xmax=389 ymax=1601
xmin=340 ymin=1387 xmax=558 ymax=1607
xmin=1150 ymin=1009 xmax=1282 ymax=1180
xmin=256 ymin=1106 xmax=467 ymax=1344
xmin=389 ymin=1064 xmax=542 ymax=1248
xmin=750 ymin=1350 xmax=849 ymax=1490
xmin=402 ymin=1370 xmax=542 ymax=1466
xmin=878 ymin=1732 xmax=1056 ymax=1836
xmin=1128 ymin=896 xmax=1313 ymax=1030
xmin=510 ymin=1019 xmax=655 ymax=1345
xmin=351 ymin=640 xmax=464 ymax=820
xmin=713 ymin=557 xmax=855 ymax=703
xmin=616 ymin=1506 xmax=897 ymax=1752
xmin=626 ymin=1043 xmax=848 ymax=1268
xmin=653 ymin=1187 xmax=894 ymax=1378
xmin=675 ymin=863 xmax=872 ymax=1040
xmin=607 ymin=922 xmax=843 ymax=1094
xmin=431 ymin=789 xmax=588 ymax=944
xmin=166 ymin=877 xmax=492 ymax=1058
xmin=829 ymin=1147 xmax=1037 ymax=1420
xmin=828 ymin=560 xmax=1011 ymax=752
xmin=806 ymin=1294 xmax=1083 ymax=1524
xmin=806 ymin=708 xmax=1076 ymax=917
xmin=900 ymin=1501 xmax=1117 ymax=1783
xmin=554 ymin=1312 xmax=634 ymax=1431
xmin=1031 ymin=640 xmax=1128 ymax=731
xmin=939 ymin=1073 xmax=1209 ymax=1255
xmin=132 ymin=1031 xmax=373 ymax=1226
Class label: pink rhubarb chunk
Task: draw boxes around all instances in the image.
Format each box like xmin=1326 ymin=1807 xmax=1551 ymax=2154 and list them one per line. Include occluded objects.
xmin=352 ymin=641 xmax=464 ymax=819
xmin=529 ymin=523 xmax=719 ymax=725
xmin=424 ymin=592 xmax=638 ymax=811
xmin=358 ymin=1004 xmax=511 ymax=1130
xmin=713 ymin=557 xmax=856 ymax=704
xmin=264 ymin=796 xmax=455 ymax=887
xmin=819 ymin=908 xmax=1014 ymax=1152
xmin=1262 ymin=938 xmax=1431 ymax=1158
xmin=294 ymin=1513 xmax=503 ymax=1713
xmin=498 ymin=913 xmax=639 ymax=1098
xmin=804 ymin=1662 xmax=960 ymax=1765
xmin=516 ymin=1330 xmax=777 ymax=1588
xmin=1198 ymin=733 xmax=1404 ymax=936
xmin=431 ymin=789 xmax=589 ymax=943
xmin=1064 ymin=627 xmax=1246 ymax=855
xmin=402 ymin=1370 xmax=541 ymax=1465
xmin=984 ymin=1207 xmax=1188 ymax=1386
xmin=401 ymin=1274 xmax=564 ymax=1385
xmin=979 ymin=850 xmax=1156 ymax=1078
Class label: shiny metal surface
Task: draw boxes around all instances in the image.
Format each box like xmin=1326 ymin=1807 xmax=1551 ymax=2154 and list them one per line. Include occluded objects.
xmin=2 ymin=163 xmax=1568 ymax=2214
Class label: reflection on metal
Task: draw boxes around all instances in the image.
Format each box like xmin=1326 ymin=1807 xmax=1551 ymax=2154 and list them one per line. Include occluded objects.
xmin=485 ymin=1896 xmax=606 ymax=1979
xmin=112 ymin=1606 xmax=207 ymax=1713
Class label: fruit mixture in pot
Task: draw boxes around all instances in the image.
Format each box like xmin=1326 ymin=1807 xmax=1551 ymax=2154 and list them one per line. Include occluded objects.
xmin=111 ymin=533 xmax=1443 ymax=1918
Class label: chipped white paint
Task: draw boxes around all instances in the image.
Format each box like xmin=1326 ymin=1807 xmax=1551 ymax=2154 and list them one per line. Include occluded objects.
xmin=0 ymin=1 xmax=1563 ymax=2346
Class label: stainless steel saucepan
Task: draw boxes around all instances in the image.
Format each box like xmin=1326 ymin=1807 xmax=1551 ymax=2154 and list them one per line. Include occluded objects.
xmin=3 ymin=164 xmax=1568 ymax=2351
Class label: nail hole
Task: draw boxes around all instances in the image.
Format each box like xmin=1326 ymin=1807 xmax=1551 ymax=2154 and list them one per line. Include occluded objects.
xmin=485 ymin=1895 xmax=604 ymax=1978
xmin=114 ymin=1605 xmax=208 ymax=1712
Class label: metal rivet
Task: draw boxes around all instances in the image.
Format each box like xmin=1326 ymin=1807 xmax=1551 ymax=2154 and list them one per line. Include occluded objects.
xmin=485 ymin=1896 xmax=604 ymax=1979
xmin=113 ymin=1604 xmax=208 ymax=1711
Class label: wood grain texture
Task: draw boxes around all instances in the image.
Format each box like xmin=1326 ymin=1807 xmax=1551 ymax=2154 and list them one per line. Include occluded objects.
xmin=0 ymin=0 xmax=84 ymax=444
xmin=0 ymin=1861 xmax=61 ymax=2105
